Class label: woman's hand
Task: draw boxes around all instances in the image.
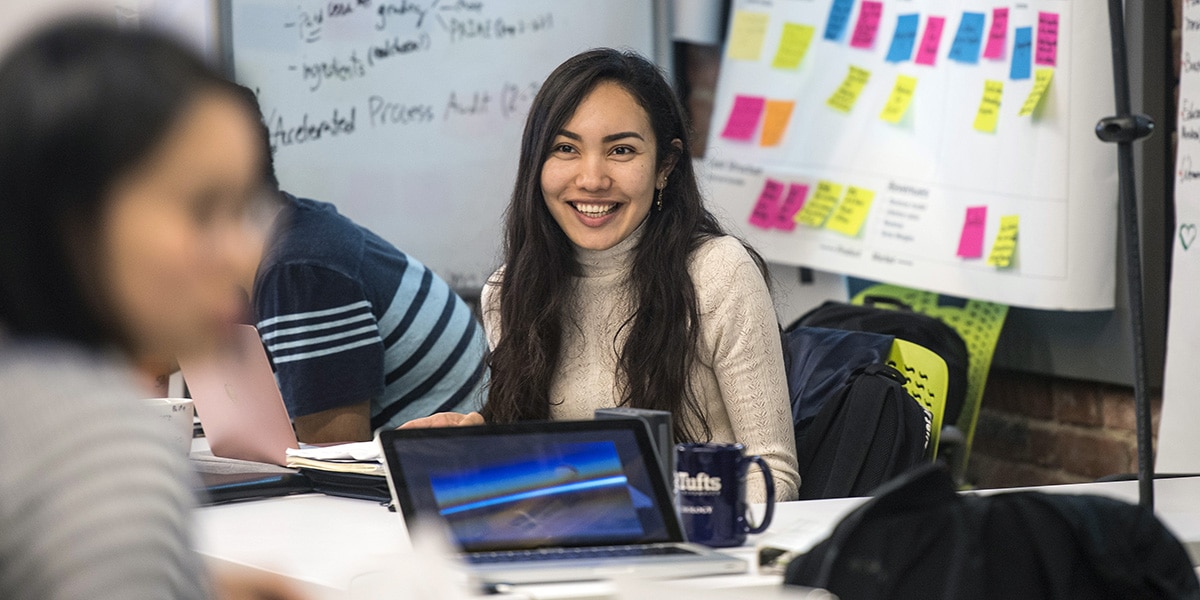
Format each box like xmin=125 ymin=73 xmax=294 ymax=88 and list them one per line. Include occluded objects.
xmin=398 ymin=411 xmax=485 ymax=429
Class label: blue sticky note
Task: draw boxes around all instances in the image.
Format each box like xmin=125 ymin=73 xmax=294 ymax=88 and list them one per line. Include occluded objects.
xmin=885 ymin=14 xmax=920 ymax=62
xmin=947 ymin=12 xmax=986 ymax=63
xmin=1010 ymin=26 xmax=1032 ymax=79
xmin=824 ymin=0 xmax=855 ymax=41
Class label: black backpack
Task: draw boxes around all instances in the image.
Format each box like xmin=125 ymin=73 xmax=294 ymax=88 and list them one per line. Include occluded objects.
xmin=791 ymin=298 xmax=970 ymax=425
xmin=783 ymin=326 xmax=931 ymax=500
xmin=784 ymin=463 xmax=1200 ymax=599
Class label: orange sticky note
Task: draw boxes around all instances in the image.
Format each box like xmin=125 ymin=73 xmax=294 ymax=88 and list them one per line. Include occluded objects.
xmin=825 ymin=186 xmax=875 ymax=237
xmin=796 ymin=181 xmax=843 ymax=227
xmin=760 ymin=100 xmax=796 ymax=147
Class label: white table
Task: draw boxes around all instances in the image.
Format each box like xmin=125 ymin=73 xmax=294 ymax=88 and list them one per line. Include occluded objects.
xmin=194 ymin=477 xmax=1200 ymax=599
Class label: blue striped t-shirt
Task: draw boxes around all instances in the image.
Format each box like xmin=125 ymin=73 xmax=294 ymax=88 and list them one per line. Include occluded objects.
xmin=253 ymin=194 xmax=487 ymax=431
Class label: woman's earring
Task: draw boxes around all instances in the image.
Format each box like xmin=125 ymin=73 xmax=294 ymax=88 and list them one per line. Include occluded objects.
xmin=656 ymin=185 xmax=664 ymax=211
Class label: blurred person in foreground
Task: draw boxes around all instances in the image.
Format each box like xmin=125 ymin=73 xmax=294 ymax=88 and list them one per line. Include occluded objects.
xmin=0 ymin=18 xmax=306 ymax=600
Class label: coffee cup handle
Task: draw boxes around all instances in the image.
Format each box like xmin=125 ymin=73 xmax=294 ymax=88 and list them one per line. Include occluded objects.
xmin=743 ymin=455 xmax=775 ymax=534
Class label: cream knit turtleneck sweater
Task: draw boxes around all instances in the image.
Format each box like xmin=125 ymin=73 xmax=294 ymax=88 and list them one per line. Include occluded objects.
xmin=482 ymin=226 xmax=800 ymax=502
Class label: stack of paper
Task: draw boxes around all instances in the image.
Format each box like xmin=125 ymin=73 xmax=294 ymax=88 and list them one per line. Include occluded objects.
xmin=285 ymin=441 xmax=385 ymax=476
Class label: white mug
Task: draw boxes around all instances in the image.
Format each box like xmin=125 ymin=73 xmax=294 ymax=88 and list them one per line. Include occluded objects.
xmin=141 ymin=397 xmax=195 ymax=456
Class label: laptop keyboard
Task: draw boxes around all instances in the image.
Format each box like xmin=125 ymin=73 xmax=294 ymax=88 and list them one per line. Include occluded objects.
xmin=467 ymin=544 xmax=698 ymax=564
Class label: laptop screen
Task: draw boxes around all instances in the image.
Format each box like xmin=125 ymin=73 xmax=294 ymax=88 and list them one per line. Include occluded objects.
xmin=379 ymin=420 xmax=681 ymax=552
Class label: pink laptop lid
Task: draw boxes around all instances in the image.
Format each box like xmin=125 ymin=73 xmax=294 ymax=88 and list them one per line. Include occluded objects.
xmin=179 ymin=324 xmax=299 ymax=466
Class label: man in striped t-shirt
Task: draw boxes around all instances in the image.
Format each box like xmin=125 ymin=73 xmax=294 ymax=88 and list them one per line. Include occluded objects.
xmin=252 ymin=191 xmax=488 ymax=443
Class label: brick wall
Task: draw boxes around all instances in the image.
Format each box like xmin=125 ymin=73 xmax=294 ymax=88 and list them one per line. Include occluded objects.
xmin=678 ymin=0 xmax=1180 ymax=489
xmin=967 ymin=372 xmax=1162 ymax=487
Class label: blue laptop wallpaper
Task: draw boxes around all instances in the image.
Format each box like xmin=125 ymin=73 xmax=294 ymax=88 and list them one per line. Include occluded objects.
xmin=383 ymin=424 xmax=674 ymax=552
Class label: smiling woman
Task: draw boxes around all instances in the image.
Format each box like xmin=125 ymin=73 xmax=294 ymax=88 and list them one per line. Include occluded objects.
xmin=405 ymin=48 xmax=800 ymax=502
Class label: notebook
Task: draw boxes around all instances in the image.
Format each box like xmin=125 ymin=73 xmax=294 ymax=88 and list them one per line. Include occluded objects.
xmin=377 ymin=419 xmax=748 ymax=584
xmin=178 ymin=324 xmax=299 ymax=466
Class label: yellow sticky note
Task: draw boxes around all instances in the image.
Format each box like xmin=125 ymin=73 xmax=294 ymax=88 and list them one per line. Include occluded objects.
xmin=825 ymin=186 xmax=876 ymax=237
xmin=827 ymin=66 xmax=872 ymax=113
xmin=973 ymin=80 xmax=1004 ymax=133
xmin=987 ymin=214 xmax=1020 ymax=267
xmin=772 ymin=23 xmax=816 ymax=69
xmin=795 ymin=181 xmax=844 ymax=227
xmin=1018 ymin=68 xmax=1055 ymax=116
xmin=759 ymin=100 xmax=796 ymax=147
xmin=880 ymin=75 xmax=918 ymax=124
xmin=728 ymin=11 xmax=770 ymax=61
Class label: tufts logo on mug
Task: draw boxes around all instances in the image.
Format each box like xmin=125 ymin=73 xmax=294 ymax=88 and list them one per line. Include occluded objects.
xmin=675 ymin=472 xmax=722 ymax=494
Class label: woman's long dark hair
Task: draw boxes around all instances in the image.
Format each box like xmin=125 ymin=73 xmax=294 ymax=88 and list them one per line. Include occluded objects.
xmin=0 ymin=19 xmax=240 ymax=351
xmin=482 ymin=48 xmax=768 ymax=442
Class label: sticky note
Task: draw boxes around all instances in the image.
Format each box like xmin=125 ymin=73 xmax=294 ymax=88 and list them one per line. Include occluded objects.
xmin=956 ymin=206 xmax=987 ymax=258
xmin=748 ymin=178 xmax=786 ymax=229
xmin=987 ymin=214 xmax=1019 ymax=268
xmin=1036 ymin=12 xmax=1059 ymax=66
xmin=760 ymin=99 xmax=796 ymax=147
xmin=1018 ymin=68 xmax=1055 ymax=116
xmin=824 ymin=0 xmax=855 ymax=41
xmin=1010 ymin=26 xmax=1032 ymax=79
xmin=727 ymin=11 xmax=770 ymax=61
xmin=774 ymin=184 xmax=810 ymax=231
xmin=720 ymin=95 xmax=765 ymax=141
xmin=915 ymin=16 xmax=946 ymax=66
xmin=826 ymin=65 xmax=871 ymax=113
xmin=850 ymin=1 xmax=884 ymax=49
xmin=826 ymin=186 xmax=876 ymax=237
xmin=796 ymin=181 xmax=843 ymax=227
xmin=947 ymin=12 xmax=986 ymax=64
xmin=886 ymin=14 xmax=920 ymax=62
xmin=983 ymin=8 xmax=1009 ymax=59
xmin=772 ymin=23 xmax=816 ymax=69
xmin=973 ymin=80 xmax=1003 ymax=133
xmin=880 ymin=75 xmax=918 ymax=123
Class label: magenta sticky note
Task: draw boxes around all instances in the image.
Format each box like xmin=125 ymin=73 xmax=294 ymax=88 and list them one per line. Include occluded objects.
xmin=721 ymin=95 xmax=766 ymax=141
xmin=749 ymin=178 xmax=786 ymax=229
xmin=774 ymin=183 xmax=810 ymax=231
xmin=982 ymin=8 xmax=1008 ymax=59
xmin=915 ymin=16 xmax=946 ymax=66
xmin=1035 ymin=12 xmax=1058 ymax=66
xmin=850 ymin=1 xmax=884 ymax=49
xmin=957 ymin=206 xmax=987 ymax=258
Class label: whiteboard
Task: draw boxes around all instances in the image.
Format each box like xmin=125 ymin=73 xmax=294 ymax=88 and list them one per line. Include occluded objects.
xmin=701 ymin=0 xmax=1116 ymax=310
xmin=1158 ymin=0 xmax=1200 ymax=473
xmin=220 ymin=0 xmax=657 ymax=291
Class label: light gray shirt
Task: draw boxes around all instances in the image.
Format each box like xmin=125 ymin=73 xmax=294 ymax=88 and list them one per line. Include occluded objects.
xmin=0 ymin=341 xmax=209 ymax=599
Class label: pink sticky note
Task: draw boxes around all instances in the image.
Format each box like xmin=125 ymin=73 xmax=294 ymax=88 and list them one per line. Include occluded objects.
xmin=914 ymin=16 xmax=946 ymax=66
xmin=721 ymin=95 xmax=766 ymax=141
xmin=957 ymin=206 xmax=987 ymax=258
xmin=774 ymin=183 xmax=810 ymax=231
xmin=982 ymin=8 xmax=1008 ymax=59
xmin=1035 ymin=12 xmax=1058 ymax=66
xmin=850 ymin=1 xmax=884 ymax=49
xmin=749 ymin=179 xmax=786 ymax=229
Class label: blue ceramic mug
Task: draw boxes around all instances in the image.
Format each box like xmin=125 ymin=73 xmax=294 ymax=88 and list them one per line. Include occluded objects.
xmin=674 ymin=442 xmax=775 ymax=547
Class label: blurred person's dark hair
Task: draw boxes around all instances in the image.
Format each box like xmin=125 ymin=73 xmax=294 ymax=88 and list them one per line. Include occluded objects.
xmin=0 ymin=18 xmax=250 ymax=351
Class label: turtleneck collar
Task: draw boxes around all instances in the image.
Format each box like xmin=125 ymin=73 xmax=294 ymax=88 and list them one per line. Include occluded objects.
xmin=574 ymin=218 xmax=648 ymax=278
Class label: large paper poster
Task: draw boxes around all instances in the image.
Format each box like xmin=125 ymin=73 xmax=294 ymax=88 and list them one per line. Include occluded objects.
xmin=1158 ymin=2 xmax=1200 ymax=473
xmin=702 ymin=0 xmax=1115 ymax=310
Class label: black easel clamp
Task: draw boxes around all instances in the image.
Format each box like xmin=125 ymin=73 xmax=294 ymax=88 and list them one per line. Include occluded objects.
xmin=1095 ymin=114 xmax=1155 ymax=143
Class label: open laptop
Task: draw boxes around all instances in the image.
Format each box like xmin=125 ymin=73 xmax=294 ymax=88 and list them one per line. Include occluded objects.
xmin=377 ymin=420 xmax=748 ymax=584
xmin=178 ymin=324 xmax=299 ymax=466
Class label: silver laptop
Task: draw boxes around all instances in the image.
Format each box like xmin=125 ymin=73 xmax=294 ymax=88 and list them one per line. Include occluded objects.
xmin=377 ymin=420 xmax=748 ymax=584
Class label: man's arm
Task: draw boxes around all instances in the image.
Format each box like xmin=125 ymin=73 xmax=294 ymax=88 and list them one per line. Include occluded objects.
xmin=293 ymin=401 xmax=372 ymax=443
